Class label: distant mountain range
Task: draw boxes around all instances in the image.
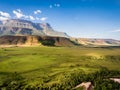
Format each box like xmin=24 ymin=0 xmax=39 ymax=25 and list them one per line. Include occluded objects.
xmin=0 ymin=19 xmax=68 ymax=37
xmin=71 ymin=38 xmax=120 ymax=47
xmin=0 ymin=19 xmax=120 ymax=47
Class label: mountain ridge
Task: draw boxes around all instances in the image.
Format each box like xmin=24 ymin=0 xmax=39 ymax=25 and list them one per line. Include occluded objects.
xmin=0 ymin=19 xmax=69 ymax=38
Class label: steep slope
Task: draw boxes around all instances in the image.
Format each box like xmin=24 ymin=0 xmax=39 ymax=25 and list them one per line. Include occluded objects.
xmin=40 ymin=23 xmax=69 ymax=37
xmin=0 ymin=19 xmax=69 ymax=38
xmin=0 ymin=36 xmax=74 ymax=47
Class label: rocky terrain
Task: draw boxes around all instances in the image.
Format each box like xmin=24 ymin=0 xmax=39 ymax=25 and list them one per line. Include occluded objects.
xmin=0 ymin=19 xmax=68 ymax=37
xmin=0 ymin=35 xmax=74 ymax=47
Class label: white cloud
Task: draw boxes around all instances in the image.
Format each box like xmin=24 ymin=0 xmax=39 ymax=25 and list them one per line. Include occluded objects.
xmin=49 ymin=3 xmax=61 ymax=8
xmin=13 ymin=9 xmax=25 ymax=18
xmin=36 ymin=17 xmax=40 ymax=20
xmin=0 ymin=11 xmax=11 ymax=18
xmin=56 ymin=4 xmax=60 ymax=7
xmin=29 ymin=16 xmax=35 ymax=20
xmin=35 ymin=17 xmax=48 ymax=21
xmin=13 ymin=9 xmax=34 ymax=20
xmin=40 ymin=17 xmax=47 ymax=21
xmin=0 ymin=11 xmax=11 ymax=21
xmin=34 ymin=10 xmax=42 ymax=14
xmin=12 ymin=9 xmax=47 ymax=21
xmin=17 ymin=9 xmax=22 ymax=13
xmin=54 ymin=4 xmax=60 ymax=7
xmin=0 ymin=16 xmax=9 ymax=21
xmin=24 ymin=15 xmax=29 ymax=19
xmin=111 ymin=29 xmax=120 ymax=32
xmin=49 ymin=5 xmax=53 ymax=8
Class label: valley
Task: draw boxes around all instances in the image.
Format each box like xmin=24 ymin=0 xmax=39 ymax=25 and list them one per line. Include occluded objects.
xmin=0 ymin=19 xmax=120 ymax=90
xmin=0 ymin=46 xmax=120 ymax=89
xmin=0 ymin=0 xmax=120 ymax=89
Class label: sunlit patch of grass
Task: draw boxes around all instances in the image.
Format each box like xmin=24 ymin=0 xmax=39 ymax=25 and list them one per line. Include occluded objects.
xmin=86 ymin=53 xmax=104 ymax=59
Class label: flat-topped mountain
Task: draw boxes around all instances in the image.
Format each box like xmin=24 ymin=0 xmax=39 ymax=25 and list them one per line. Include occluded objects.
xmin=0 ymin=19 xmax=69 ymax=37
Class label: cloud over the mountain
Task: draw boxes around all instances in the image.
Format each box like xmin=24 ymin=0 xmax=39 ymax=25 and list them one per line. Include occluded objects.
xmin=13 ymin=9 xmax=27 ymax=19
xmin=29 ymin=16 xmax=35 ymax=20
xmin=0 ymin=9 xmax=48 ymax=21
xmin=0 ymin=16 xmax=9 ymax=21
xmin=34 ymin=10 xmax=42 ymax=14
xmin=0 ymin=11 xmax=11 ymax=18
xmin=40 ymin=17 xmax=47 ymax=21
xmin=0 ymin=11 xmax=11 ymax=20
xmin=35 ymin=17 xmax=47 ymax=21
xmin=13 ymin=9 xmax=36 ymax=21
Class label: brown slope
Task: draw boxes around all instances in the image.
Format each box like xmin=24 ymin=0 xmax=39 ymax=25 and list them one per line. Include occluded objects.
xmin=0 ymin=36 xmax=74 ymax=47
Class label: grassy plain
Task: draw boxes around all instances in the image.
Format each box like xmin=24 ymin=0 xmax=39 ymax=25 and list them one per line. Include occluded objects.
xmin=0 ymin=46 xmax=120 ymax=88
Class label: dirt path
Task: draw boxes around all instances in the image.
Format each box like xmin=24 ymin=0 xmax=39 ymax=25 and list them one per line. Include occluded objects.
xmin=73 ymin=82 xmax=93 ymax=90
xmin=110 ymin=78 xmax=120 ymax=84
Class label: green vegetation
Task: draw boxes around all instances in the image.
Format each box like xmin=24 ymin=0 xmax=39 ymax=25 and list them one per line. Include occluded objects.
xmin=0 ymin=47 xmax=120 ymax=89
xmin=41 ymin=39 xmax=55 ymax=46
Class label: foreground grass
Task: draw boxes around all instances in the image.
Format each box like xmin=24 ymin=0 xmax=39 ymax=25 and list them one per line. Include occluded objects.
xmin=0 ymin=46 xmax=120 ymax=89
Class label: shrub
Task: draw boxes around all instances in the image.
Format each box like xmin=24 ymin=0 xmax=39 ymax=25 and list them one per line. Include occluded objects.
xmin=41 ymin=39 xmax=55 ymax=46
xmin=0 ymin=72 xmax=26 ymax=90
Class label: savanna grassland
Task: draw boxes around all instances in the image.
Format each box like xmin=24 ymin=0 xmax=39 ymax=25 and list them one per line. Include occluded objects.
xmin=0 ymin=46 xmax=120 ymax=89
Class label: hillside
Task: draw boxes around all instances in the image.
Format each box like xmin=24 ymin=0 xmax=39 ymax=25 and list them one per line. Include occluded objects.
xmin=0 ymin=35 xmax=74 ymax=47
xmin=71 ymin=38 xmax=120 ymax=47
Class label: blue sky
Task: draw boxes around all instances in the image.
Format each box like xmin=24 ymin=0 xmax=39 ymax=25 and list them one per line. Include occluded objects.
xmin=0 ymin=0 xmax=120 ymax=39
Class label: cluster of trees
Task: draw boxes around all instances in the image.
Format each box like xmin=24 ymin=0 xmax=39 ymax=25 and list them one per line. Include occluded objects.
xmin=0 ymin=69 xmax=120 ymax=90
xmin=41 ymin=39 xmax=55 ymax=46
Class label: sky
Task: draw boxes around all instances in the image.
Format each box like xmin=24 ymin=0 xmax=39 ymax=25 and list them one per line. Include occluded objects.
xmin=0 ymin=0 xmax=120 ymax=40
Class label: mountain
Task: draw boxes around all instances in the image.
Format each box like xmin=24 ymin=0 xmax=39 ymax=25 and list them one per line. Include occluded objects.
xmin=70 ymin=38 xmax=120 ymax=47
xmin=0 ymin=19 xmax=69 ymax=38
xmin=0 ymin=19 xmax=120 ymax=47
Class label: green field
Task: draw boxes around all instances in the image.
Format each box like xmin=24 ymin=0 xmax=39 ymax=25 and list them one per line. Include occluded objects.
xmin=0 ymin=46 xmax=120 ymax=89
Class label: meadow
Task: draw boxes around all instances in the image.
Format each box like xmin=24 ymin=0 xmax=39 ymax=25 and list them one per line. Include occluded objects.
xmin=0 ymin=46 xmax=120 ymax=89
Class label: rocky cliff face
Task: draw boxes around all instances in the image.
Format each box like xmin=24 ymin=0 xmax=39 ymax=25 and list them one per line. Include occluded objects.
xmin=0 ymin=36 xmax=74 ymax=47
xmin=0 ymin=19 xmax=69 ymax=38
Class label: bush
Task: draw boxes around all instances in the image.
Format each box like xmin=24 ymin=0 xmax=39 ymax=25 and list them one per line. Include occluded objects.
xmin=1 ymin=70 xmax=120 ymax=89
xmin=41 ymin=39 xmax=55 ymax=46
xmin=0 ymin=72 xmax=26 ymax=90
